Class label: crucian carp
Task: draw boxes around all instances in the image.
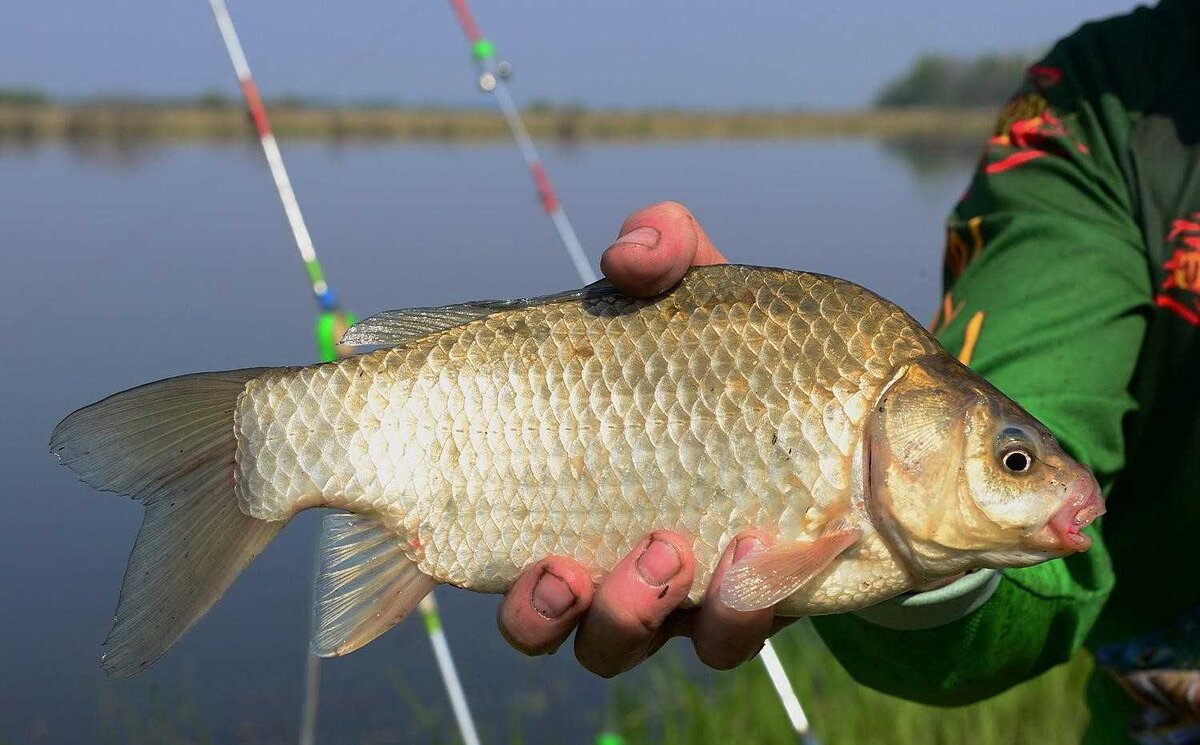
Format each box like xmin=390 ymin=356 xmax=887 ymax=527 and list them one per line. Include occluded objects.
xmin=50 ymin=265 xmax=1104 ymax=676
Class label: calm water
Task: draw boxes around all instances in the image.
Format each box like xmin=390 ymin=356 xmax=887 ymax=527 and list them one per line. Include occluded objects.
xmin=0 ymin=138 xmax=973 ymax=744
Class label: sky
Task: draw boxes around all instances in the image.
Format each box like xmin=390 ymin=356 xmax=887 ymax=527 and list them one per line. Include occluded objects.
xmin=3 ymin=1 xmax=1142 ymax=109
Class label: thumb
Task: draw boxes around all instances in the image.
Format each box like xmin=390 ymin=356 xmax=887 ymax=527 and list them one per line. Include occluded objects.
xmin=600 ymin=201 xmax=727 ymax=297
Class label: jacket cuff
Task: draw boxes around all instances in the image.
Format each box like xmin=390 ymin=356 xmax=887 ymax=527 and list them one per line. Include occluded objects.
xmin=852 ymin=569 xmax=1002 ymax=631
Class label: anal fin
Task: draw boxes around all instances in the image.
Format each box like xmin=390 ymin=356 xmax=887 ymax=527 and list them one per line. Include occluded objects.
xmin=719 ymin=521 xmax=861 ymax=612
xmin=312 ymin=513 xmax=436 ymax=657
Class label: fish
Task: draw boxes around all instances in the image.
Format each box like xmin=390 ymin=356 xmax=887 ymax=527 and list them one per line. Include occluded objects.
xmin=50 ymin=264 xmax=1104 ymax=677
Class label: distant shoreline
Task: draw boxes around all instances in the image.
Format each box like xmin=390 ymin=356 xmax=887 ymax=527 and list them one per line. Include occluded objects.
xmin=0 ymin=103 xmax=995 ymax=143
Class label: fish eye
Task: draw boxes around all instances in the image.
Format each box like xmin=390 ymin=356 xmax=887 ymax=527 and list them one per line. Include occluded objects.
xmin=996 ymin=425 xmax=1038 ymax=474
xmin=1001 ymin=449 xmax=1032 ymax=473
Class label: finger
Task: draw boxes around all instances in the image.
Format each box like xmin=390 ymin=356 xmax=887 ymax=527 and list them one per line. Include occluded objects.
xmin=691 ymin=532 xmax=777 ymax=669
xmin=600 ymin=201 xmax=727 ymax=297
xmin=574 ymin=531 xmax=696 ymax=677
xmin=497 ymin=556 xmax=593 ymax=656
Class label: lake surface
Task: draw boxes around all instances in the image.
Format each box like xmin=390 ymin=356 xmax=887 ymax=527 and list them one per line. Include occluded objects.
xmin=0 ymin=138 xmax=974 ymax=744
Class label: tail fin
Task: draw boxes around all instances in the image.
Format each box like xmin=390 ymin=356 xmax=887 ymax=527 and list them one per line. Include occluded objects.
xmin=50 ymin=368 xmax=281 ymax=677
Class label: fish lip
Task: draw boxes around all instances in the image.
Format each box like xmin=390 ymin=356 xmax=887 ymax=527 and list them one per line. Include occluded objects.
xmin=1027 ymin=475 xmax=1105 ymax=554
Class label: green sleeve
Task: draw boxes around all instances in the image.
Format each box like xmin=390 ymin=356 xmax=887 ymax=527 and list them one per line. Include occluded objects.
xmin=811 ymin=36 xmax=1152 ymax=705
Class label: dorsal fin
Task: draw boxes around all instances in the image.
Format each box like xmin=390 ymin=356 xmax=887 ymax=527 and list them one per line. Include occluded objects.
xmin=341 ymin=279 xmax=617 ymax=347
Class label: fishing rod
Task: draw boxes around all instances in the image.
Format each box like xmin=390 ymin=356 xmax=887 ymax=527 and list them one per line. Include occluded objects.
xmin=446 ymin=0 xmax=596 ymax=284
xmin=204 ymin=5 xmax=481 ymax=745
xmin=208 ymin=0 xmax=342 ymax=337
xmin=444 ymin=3 xmax=815 ymax=743
xmin=762 ymin=641 xmax=818 ymax=745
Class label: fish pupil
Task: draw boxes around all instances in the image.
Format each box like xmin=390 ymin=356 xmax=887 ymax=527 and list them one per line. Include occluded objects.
xmin=1003 ymin=450 xmax=1031 ymax=473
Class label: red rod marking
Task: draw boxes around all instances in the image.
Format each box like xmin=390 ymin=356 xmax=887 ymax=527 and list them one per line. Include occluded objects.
xmin=530 ymin=161 xmax=559 ymax=213
xmin=239 ymin=78 xmax=272 ymax=138
xmin=448 ymin=0 xmax=483 ymax=44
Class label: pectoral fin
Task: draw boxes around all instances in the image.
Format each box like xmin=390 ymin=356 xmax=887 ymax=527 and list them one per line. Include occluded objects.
xmin=719 ymin=522 xmax=862 ymax=612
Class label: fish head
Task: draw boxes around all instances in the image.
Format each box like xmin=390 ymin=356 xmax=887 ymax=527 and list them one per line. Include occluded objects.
xmin=866 ymin=354 xmax=1103 ymax=579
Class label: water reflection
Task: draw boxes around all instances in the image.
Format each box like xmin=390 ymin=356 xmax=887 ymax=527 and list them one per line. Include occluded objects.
xmin=880 ymin=134 xmax=984 ymax=180
xmin=1 ymin=129 xmax=986 ymax=181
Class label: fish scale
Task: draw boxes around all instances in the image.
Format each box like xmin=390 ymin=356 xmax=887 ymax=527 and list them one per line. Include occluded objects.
xmin=233 ymin=266 xmax=938 ymax=610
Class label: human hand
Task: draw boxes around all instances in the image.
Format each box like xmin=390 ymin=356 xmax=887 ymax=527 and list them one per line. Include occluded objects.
xmin=498 ymin=203 xmax=787 ymax=677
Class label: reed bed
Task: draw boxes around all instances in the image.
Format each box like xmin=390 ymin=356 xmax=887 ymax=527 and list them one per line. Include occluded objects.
xmin=0 ymin=103 xmax=994 ymax=144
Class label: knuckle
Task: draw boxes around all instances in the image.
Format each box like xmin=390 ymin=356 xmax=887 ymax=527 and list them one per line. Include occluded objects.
xmin=604 ymin=590 xmax=675 ymax=637
xmin=599 ymin=600 xmax=660 ymax=639
xmin=637 ymin=612 xmax=665 ymax=637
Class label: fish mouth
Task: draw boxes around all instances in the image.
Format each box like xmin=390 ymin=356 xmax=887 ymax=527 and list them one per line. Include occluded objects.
xmin=1027 ymin=474 xmax=1105 ymax=554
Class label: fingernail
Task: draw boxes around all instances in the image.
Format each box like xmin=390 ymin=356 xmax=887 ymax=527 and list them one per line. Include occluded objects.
xmin=733 ymin=537 xmax=763 ymax=562
xmin=531 ymin=569 xmax=576 ymax=620
xmin=637 ymin=537 xmax=682 ymax=586
xmin=613 ymin=226 xmax=660 ymax=249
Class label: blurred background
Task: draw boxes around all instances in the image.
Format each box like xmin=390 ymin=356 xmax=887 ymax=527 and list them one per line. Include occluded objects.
xmin=0 ymin=2 xmax=1138 ymax=743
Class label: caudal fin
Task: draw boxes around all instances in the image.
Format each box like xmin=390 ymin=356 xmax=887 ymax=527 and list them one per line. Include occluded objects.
xmin=50 ymin=368 xmax=280 ymax=677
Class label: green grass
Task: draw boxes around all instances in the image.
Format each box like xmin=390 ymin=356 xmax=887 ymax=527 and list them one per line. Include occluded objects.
xmin=612 ymin=622 xmax=1092 ymax=745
